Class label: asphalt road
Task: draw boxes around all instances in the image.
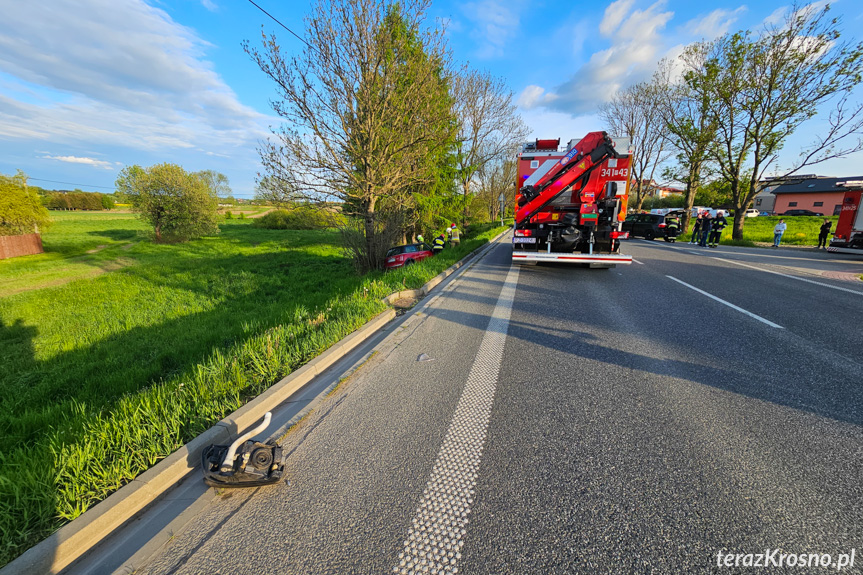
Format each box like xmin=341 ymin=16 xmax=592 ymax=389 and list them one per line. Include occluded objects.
xmin=136 ymin=237 xmax=863 ymax=575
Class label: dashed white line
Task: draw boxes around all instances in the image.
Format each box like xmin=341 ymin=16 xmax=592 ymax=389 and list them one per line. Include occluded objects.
xmin=394 ymin=265 xmax=520 ymax=575
xmin=710 ymin=257 xmax=863 ymax=296
xmin=666 ymin=275 xmax=783 ymax=328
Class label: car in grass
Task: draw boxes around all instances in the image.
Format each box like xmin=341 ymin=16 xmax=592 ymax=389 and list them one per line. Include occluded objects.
xmin=744 ymin=209 xmax=760 ymax=218
xmin=622 ymin=213 xmax=671 ymax=240
xmin=780 ymin=209 xmax=824 ymax=216
xmin=385 ymin=243 xmax=434 ymax=270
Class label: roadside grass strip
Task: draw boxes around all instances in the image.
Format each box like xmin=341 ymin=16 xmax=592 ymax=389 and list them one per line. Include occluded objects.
xmin=666 ymin=276 xmax=783 ymax=329
xmin=0 ymin=216 xmax=506 ymax=567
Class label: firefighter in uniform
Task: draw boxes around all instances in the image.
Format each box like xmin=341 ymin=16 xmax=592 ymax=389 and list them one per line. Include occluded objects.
xmin=665 ymin=213 xmax=680 ymax=241
xmin=433 ymin=234 xmax=445 ymax=255
xmin=709 ymin=213 xmax=727 ymax=247
xmin=416 ymin=234 xmax=424 ymax=244
xmin=448 ymin=224 xmax=460 ymax=246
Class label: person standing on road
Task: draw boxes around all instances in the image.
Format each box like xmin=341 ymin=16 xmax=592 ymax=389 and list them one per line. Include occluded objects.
xmin=773 ymin=219 xmax=787 ymax=248
xmin=699 ymin=212 xmax=713 ymax=247
xmin=690 ymin=213 xmax=702 ymax=244
xmin=708 ymin=213 xmax=727 ymax=248
xmin=817 ymin=219 xmax=831 ymax=249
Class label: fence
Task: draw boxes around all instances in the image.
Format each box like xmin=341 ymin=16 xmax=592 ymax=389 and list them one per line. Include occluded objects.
xmin=0 ymin=233 xmax=44 ymax=260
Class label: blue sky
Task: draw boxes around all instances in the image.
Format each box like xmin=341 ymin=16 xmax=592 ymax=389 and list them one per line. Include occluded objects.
xmin=1 ymin=0 xmax=862 ymax=199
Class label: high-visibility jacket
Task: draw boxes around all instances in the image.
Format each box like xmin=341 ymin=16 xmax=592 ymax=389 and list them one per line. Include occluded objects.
xmin=712 ymin=217 xmax=727 ymax=232
xmin=433 ymin=237 xmax=445 ymax=250
xmin=450 ymin=227 xmax=460 ymax=241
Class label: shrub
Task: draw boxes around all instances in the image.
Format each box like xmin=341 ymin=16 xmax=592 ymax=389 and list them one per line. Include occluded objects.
xmin=253 ymin=207 xmax=338 ymax=230
xmin=0 ymin=171 xmax=52 ymax=235
xmin=115 ymin=163 xmax=220 ymax=242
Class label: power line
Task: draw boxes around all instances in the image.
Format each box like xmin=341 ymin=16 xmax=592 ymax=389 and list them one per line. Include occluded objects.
xmin=246 ymin=0 xmax=314 ymax=52
xmin=27 ymin=177 xmax=115 ymax=190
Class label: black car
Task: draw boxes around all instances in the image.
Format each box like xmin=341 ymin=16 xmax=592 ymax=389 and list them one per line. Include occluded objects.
xmin=780 ymin=209 xmax=823 ymax=216
xmin=622 ymin=213 xmax=670 ymax=240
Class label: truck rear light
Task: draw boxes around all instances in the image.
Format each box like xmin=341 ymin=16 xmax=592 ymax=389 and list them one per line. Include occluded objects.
xmin=610 ymin=231 xmax=629 ymax=239
xmin=514 ymin=229 xmax=533 ymax=237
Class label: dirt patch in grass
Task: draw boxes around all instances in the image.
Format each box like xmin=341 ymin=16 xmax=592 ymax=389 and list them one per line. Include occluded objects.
xmin=391 ymin=296 xmax=418 ymax=309
xmin=1 ymin=257 xmax=135 ymax=297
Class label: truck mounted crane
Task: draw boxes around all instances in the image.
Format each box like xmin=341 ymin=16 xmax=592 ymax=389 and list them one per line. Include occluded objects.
xmin=511 ymin=131 xmax=633 ymax=267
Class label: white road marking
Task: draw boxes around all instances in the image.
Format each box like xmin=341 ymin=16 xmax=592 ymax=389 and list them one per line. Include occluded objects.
xmin=711 ymin=257 xmax=863 ymax=296
xmin=666 ymin=275 xmax=783 ymax=328
xmin=394 ymin=264 xmax=520 ymax=575
xmin=632 ymin=258 xmax=644 ymax=265
xmin=687 ymin=250 xmax=703 ymax=256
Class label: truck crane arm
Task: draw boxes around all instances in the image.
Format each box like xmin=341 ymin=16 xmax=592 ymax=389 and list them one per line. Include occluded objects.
xmin=515 ymin=131 xmax=620 ymax=225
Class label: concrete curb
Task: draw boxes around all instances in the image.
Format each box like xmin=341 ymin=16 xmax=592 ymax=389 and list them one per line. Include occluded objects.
xmin=4 ymin=228 xmax=509 ymax=575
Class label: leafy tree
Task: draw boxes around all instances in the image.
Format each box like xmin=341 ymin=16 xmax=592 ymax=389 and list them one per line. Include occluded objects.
xmin=0 ymin=171 xmax=52 ymax=236
xmin=657 ymin=56 xmax=717 ymax=231
xmin=196 ymin=170 xmax=232 ymax=200
xmin=685 ymin=3 xmax=863 ymax=240
xmin=115 ymin=163 xmax=219 ymax=242
xmin=245 ymin=0 xmax=456 ymax=271
xmin=451 ymin=68 xmax=529 ymax=226
xmin=599 ymin=80 xmax=672 ymax=211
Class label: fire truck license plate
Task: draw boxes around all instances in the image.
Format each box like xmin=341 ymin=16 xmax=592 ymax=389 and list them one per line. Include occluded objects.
xmin=512 ymin=237 xmax=537 ymax=243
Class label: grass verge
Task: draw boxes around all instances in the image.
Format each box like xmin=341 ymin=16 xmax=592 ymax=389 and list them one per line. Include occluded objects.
xmin=674 ymin=215 xmax=837 ymax=247
xmin=0 ymin=213 xmax=504 ymax=567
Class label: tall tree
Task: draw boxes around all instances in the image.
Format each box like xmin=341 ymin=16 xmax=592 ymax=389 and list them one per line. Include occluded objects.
xmin=657 ymin=55 xmax=717 ymax=231
xmin=196 ymin=170 xmax=232 ymax=200
xmin=451 ymin=69 xmax=529 ymax=226
xmin=245 ymin=0 xmax=455 ymax=271
xmin=599 ymin=80 xmax=671 ymax=211
xmin=687 ymin=3 xmax=863 ymax=239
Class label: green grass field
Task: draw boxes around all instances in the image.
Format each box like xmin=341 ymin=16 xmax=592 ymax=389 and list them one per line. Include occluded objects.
xmin=0 ymin=211 xmax=505 ymax=566
xmin=678 ymin=215 xmax=837 ymax=246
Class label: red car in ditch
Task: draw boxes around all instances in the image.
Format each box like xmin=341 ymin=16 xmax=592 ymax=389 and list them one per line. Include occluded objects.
xmin=384 ymin=243 xmax=434 ymax=270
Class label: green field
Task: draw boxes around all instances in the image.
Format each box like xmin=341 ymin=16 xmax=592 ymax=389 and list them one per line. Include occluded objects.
xmin=679 ymin=215 xmax=838 ymax=246
xmin=0 ymin=211 xmax=505 ymax=566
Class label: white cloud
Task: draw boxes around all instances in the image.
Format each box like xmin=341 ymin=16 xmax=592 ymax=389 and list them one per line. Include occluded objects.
xmin=600 ymin=0 xmax=638 ymax=36
xmin=517 ymin=85 xmax=558 ymax=110
xmin=764 ymin=6 xmax=787 ymax=26
xmin=460 ymin=0 xmax=526 ymax=58
xmin=529 ymin=0 xmax=674 ymax=115
xmin=201 ymin=0 xmax=218 ymax=11
xmin=42 ymin=155 xmax=115 ymax=170
xmin=518 ymin=108 xmax=600 ymax=142
xmin=0 ymin=0 xmax=269 ymax=152
xmin=685 ymin=7 xmax=747 ymax=39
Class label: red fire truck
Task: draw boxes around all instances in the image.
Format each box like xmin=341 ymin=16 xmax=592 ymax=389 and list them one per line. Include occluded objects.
xmin=512 ymin=132 xmax=633 ymax=267
xmin=828 ymin=180 xmax=863 ymax=255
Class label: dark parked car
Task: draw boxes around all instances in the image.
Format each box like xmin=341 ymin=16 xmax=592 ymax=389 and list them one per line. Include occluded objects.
xmin=384 ymin=243 xmax=434 ymax=270
xmin=780 ymin=209 xmax=823 ymax=216
xmin=622 ymin=213 xmax=670 ymax=240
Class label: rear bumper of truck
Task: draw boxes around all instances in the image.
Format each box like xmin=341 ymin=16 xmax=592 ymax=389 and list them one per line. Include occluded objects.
xmin=826 ymin=245 xmax=863 ymax=255
xmin=512 ymin=252 xmax=633 ymax=265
